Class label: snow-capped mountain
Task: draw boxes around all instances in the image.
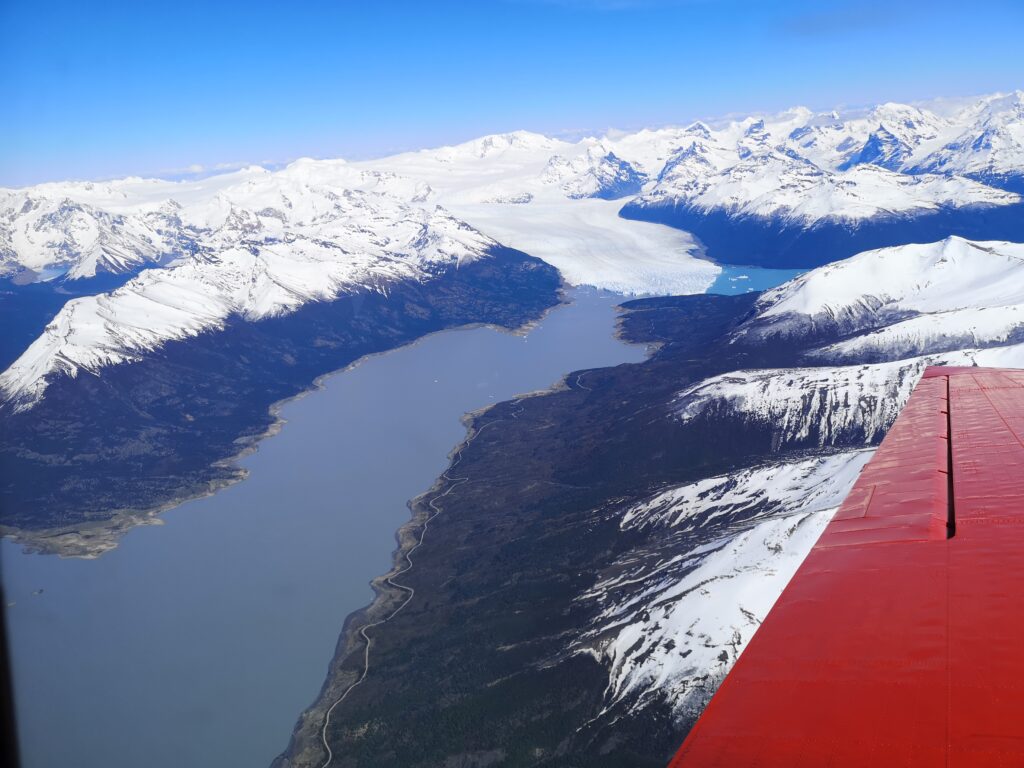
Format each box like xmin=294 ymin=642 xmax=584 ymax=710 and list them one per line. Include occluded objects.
xmin=672 ymin=237 xmax=1024 ymax=450
xmin=352 ymin=92 xmax=1023 ymax=282
xmin=4 ymin=91 xmax=1023 ymax=289
xmin=566 ymin=234 xmax=1024 ymax=736
xmin=574 ymin=451 xmax=871 ymax=724
xmin=0 ymin=189 xmax=496 ymax=411
xmin=625 ymin=92 xmax=1022 ymax=185
xmin=0 ymin=193 xmax=179 ymax=280
xmin=0 ymin=132 xmax=716 ymax=296
xmin=360 ymin=130 xmax=644 ymax=204
xmin=4 ymin=90 xmax=1024 ymax=762
xmin=636 ymin=151 xmax=1014 ymax=223
xmin=910 ymin=91 xmax=1024 ymax=192
xmin=540 ymin=147 xmax=644 ymax=200
xmin=738 ymin=237 xmax=1024 ymax=361
xmin=675 ymin=359 xmax=928 ymax=448
xmin=4 ymin=92 xmax=1024 ymax=416
xmin=0 ymin=164 xmax=443 ymax=282
xmin=792 ymin=102 xmax=953 ymax=172
xmin=0 ymin=168 xmax=262 ymax=280
xmin=617 ymin=101 xmax=1023 ymax=268
xmin=611 ymin=93 xmax=1024 ymax=267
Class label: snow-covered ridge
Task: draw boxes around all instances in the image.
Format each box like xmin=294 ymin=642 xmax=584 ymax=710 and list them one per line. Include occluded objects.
xmin=0 ymin=137 xmax=714 ymax=408
xmin=639 ymin=156 xmax=1017 ymax=223
xmin=0 ymin=132 xmax=716 ymax=296
xmin=737 ymin=237 xmax=1024 ymax=361
xmin=6 ymin=91 xmax=1023 ymax=288
xmin=365 ymin=93 xmax=1024 ymax=260
xmin=574 ymin=230 xmax=1024 ymax=734
xmin=618 ymin=451 xmax=871 ymax=532
xmin=0 ymin=164 xmax=440 ymax=281
xmin=910 ymin=92 xmax=1024 ymax=184
xmin=756 ymin=237 xmax=1024 ymax=320
xmin=622 ymin=91 xmax=1024 ymax=225
xmin=4 ymin=93 xmax=1024 ymax=409
xmin=574 ymin=451 xmax=871 ymax=723
xmin=633 ymin=234 xmax=1024 ymax=721
xmin=685 ymin=343 xmax=1024 ymax=449
xmin=0 ymin=193 xmax=496 ymax=410
xmin=0 ymin=194 xmax=179 ymax=279
xmin=670 ymin=235 xmax=1024 ymax=458
xmin=575 ymin=230 xmax=1024 ymax=733
xmin=675 ymin=359 xmax=929 ymax=448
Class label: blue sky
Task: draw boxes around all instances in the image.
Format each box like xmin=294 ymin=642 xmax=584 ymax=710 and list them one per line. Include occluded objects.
xmin=2 ymin=0 xmax=1022 ymax=186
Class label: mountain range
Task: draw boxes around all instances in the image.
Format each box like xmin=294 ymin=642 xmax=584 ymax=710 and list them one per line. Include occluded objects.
xmin=4 ymin=90 xmax=1024 ymax=766
xmin=278 ymin=233 xmax=1024 ymax=766
xmin=5 ymin=92 xmax=1024 ymax=282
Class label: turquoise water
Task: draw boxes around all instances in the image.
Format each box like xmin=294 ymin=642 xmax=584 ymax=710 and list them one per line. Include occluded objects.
xmin=707 ymin=264 xmax=805 ymax=295
xmin=0 ymin=289 xmax=646 ymax=768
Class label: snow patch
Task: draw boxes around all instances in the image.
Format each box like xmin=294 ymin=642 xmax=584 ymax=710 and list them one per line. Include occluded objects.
xmin=574 ymin=451 xmax=871 ymax=723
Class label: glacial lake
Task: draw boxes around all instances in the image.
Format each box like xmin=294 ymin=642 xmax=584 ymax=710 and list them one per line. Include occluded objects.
xmin=1 ymin=288 xmax=647 ymax=768
xmin=708 ymin=264 xmax=805 ymax=295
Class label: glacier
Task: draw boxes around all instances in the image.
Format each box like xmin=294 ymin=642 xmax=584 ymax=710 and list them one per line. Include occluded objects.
xmin=5 ymin=91 xmax=1024 ymax=762
xmin=4 ymin=91 xmax=1024 ymax=414
xmin=5 ymin=91 xmax=1024 ymax=286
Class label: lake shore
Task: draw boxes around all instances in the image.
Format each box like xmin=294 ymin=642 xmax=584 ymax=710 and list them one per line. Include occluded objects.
xmin=2 ymin=287 xmax=646 ymax=768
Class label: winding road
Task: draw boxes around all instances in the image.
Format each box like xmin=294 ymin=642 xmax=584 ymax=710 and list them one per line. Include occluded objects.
xmin=318 ymin=403 xmax=522 ymax=768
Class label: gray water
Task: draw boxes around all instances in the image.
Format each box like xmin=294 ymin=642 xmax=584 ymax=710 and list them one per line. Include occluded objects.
xmin=708 ymin=264 xmax=804 ymax=294
xmin=1 ymin=288 xmax=646 ymax=768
